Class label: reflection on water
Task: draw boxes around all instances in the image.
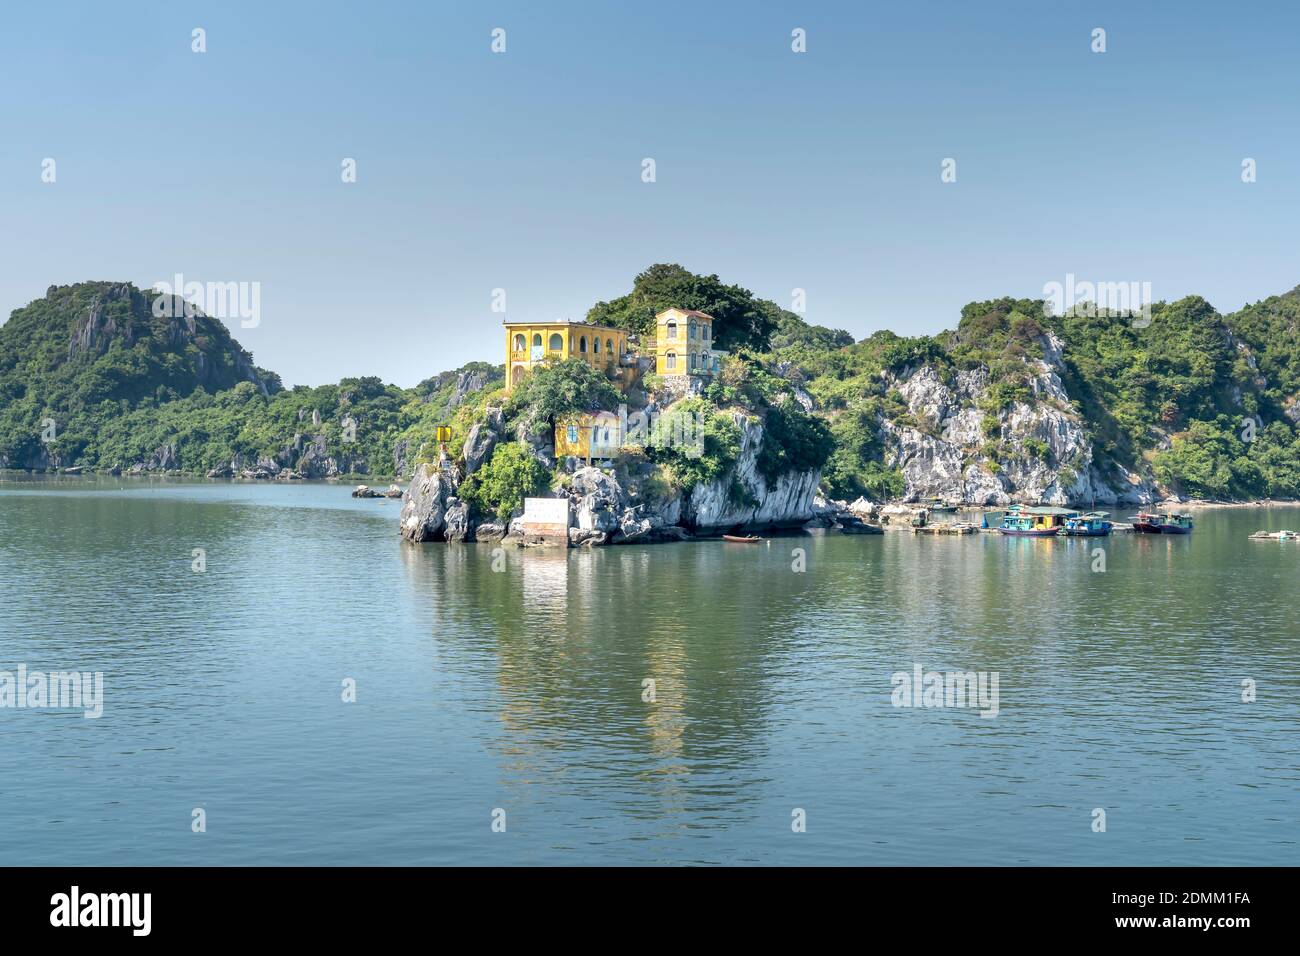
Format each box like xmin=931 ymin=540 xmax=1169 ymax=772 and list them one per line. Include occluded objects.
xmin=2 ymin=478 xmax=1298 ymax=865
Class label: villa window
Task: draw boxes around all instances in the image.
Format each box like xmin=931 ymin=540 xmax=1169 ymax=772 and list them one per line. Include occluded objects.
xmin=513 ymin=334 xmax=525 ymax=350
xmin=606 ymin=338 xmax=613 ymax=355
xmin=532 ymin=334 xmax=542 ymax=347
xmin=702 ymin=325 xmax=710 ymax=341
xmin=579 ymin=335 xmax=587 ymax=353
xmin=666 ymin=321 xmax=677 ymax=339
xmin=666 ymin=351 xmax=677 ymax=370
xmin=549 ymin=333 xmax=563 ymax=352
xmin=688 ymin=320 xmax=696 ymax=339
xmin=593 ymin=338 xmax=600 ymax=354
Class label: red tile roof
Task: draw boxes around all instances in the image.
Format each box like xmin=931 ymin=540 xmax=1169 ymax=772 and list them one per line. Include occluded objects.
xmin=656 ymin=308 xmax=714 ymax=321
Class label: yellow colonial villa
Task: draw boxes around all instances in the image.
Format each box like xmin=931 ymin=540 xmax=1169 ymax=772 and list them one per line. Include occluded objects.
xmin=503 ymin=319 xmax=631 ymax=391
xmin=503 ymin=309 xmax=726 ymax=393
xmin=653 ymin=307 xmax=725 ymax=377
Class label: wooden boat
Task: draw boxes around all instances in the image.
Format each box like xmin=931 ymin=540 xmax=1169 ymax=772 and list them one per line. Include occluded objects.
xmin=1061 ymin=512 xmax=1112 ymax=536
xmin=922 ymin=497 xmax=959 ymax=513
xmin=1129 ymin=512 xmax=1164 ymax=534
xmin=722 ymin=534 xmax=761 ymax=543
xmin=997 ymin=505 xmax=1076 ymax=536
xmin=838 ymin=516 xmax=884 ymax=534
xmin=1130 ymin=512 xmax=1193 ymax=534
xmin=914 ymin=522 xmax=977 ymax=535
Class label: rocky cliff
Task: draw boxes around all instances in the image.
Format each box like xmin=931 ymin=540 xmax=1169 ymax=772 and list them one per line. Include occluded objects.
xmin=399 ymin=405 xmax=822 ymax=544
xmin=686 ymin=415 xmax=822 ymax=528
xmin=880 ymin=334 xmax=1155 ymax=506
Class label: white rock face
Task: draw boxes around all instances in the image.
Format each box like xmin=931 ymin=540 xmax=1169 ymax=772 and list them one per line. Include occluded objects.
xmin=399 ymin=463 xmax=458 ymax=541
xmin=686 ymin=414 xmax=822 ymax=529
xmin=884 ymin=337 xmax=1155 ymax=505
xmin=570 ymin=467 xmax=622 ymax=532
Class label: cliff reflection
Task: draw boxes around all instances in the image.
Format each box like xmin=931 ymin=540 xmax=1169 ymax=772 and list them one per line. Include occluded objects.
xmin=399 ymin=539 xmax=817 ymax=820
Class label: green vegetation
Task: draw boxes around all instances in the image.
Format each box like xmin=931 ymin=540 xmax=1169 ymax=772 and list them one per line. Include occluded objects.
xmin=756 ymin=400 xmax=834 ymax=486
xmin=504 ymin=358 xmax=620 ymax=423
xmin=820 ymin=404 xmax=904 ymax=501
xmin=644 ymin=398 xmax=742 ymax=492
xmin=586 ymin=262 xmax=780 ymax=351
xmin=459 ymin=442 xmax=549 ymax=522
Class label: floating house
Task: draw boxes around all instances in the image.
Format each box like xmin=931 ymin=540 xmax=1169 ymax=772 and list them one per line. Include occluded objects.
xmin=1061 ymin=512 xmax=1113 ymax=536
xmin=997 ymin=505 xmax=1077 ymax=536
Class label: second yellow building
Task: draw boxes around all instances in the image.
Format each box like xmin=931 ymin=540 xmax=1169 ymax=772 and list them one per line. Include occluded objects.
xmin=654 ymin=308 xmax=724 ymax=377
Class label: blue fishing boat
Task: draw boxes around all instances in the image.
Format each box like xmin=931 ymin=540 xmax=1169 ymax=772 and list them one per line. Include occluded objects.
xmin=1061 ymin=511 xmax=1112 ymax=536
xmin=997 ymin=505 xmax=1076 ymax=537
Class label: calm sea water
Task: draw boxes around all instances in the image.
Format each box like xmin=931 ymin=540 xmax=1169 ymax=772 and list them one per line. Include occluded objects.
xmin=0 ymin=476 xmax=1296 ymax=866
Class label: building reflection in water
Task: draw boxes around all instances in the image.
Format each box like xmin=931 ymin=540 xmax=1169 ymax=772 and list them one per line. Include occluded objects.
xmin=398 ymin=539 xmax=796 ymax=834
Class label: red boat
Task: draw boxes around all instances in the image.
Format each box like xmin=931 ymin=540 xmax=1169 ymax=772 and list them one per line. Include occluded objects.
xmin=1130 ymin=512 xmax=1165 ymax=534
xmin=1130 ymin=512 xmax=1194 ymax=534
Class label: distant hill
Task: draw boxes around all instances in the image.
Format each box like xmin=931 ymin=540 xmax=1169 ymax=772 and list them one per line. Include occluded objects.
xmin=0 ymin=281 xmax=501 ymax=475
xmin=0 ymin=282 xmax=280 ymax=468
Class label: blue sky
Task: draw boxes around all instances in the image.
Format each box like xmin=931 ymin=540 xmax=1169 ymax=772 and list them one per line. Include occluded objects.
xmin=2 ymin=0 xmax=1298 ymax=387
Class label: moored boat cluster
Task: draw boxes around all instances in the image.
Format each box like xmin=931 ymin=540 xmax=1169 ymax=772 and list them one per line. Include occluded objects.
xmin=992 ymin=505 xmax=1193 ymax=536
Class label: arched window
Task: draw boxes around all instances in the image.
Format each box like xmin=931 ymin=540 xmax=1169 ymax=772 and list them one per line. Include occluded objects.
xmin=606 ymin=338 xmax=614 ymax=355
xmin=579 ymin=335 xmax=587 ymax=353
xmin=688 ymin=319 xmax=696 ymax=339
xmin=549 ymin=333 xmax=563 ymax=352
xmin=513 ymin=334 xmax=525 ymax=350
xmin=532 ymin=333 xmax=542 ymax=347
xmin=666 ymin=321 xmax=677 ymax=339
xmin=593 ymin=337 xmax=600 ymax=354
xmin=511 ymin=365 xmax=525 ymax=386
xmin=666 ymin=351 xmax=677 ymax=370
xmin=702 ymin=324 xmax=710 ymax=341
